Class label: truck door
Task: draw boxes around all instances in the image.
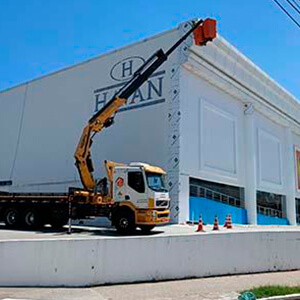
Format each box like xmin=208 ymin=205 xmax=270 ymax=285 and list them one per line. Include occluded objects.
xmin=113 ymin=168 xmax=127 ymax=202
xmin=127 ymin=169 xmax=148 ymax=209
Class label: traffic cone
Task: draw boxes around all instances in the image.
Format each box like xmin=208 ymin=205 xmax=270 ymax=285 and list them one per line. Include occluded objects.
xmin=226 ymin=214 xmax=233 ymax=229
xmin=223 ymin=214 xmax=229 ymax=227
xmin=212 ymin=215 xmax=219 ymax=231
xmin=196 ymin=215 xmax=205 ymax=232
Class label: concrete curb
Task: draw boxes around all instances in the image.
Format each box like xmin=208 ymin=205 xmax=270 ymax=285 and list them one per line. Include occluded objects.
xmin=260 ymin=294 xmax=300 ymax=300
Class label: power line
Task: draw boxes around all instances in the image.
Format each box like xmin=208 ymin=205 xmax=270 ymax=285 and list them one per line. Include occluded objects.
xmin=285 ymin=0 xmax=300 ymax=15
xmin=292 ymin=0 xmax=300 ymax=8
xmin=291 ymin=0 xmax=300 ymax=10
xmin=271 ymin=0 xmax=300 ymax=28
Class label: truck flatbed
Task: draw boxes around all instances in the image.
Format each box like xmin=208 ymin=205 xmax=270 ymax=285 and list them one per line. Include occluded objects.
xmin=0 ymin=192 xmax=69 ymax=202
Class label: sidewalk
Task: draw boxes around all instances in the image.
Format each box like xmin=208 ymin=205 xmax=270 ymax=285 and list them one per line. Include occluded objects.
xmin=0 ymin=270 xmax=300 ymax=300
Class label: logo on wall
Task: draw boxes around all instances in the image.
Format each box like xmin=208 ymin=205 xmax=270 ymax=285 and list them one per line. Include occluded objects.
xmin=295 ymin=147 xmax=300 ymax=191
xmin=110 ymin=56 xmax=145 ymax=81
xmin=93 ymin=56 xmax=166 ymax=113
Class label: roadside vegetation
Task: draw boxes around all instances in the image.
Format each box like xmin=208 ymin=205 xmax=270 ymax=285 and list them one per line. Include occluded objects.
xmin=241 ymin=285 xmax=300 ymax=298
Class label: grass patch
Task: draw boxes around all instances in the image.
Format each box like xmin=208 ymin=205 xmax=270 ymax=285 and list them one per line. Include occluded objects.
xmin=241 ymin=285 xmax=300 ymax=298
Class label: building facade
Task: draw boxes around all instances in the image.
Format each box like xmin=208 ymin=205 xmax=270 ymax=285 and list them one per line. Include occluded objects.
xmin=1 ymin=21 xmax=300 ymax=225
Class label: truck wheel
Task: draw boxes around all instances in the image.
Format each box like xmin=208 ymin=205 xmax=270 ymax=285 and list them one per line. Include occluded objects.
xmin=4 ymin=208 xmax=20 ymax=228
xmin=139 ymin=225 xmax=155 ymax=233
xmin=115 ymin=210 xmax=135 ymax=235
xmin=22 ymin=209 xmax=41 ymax=229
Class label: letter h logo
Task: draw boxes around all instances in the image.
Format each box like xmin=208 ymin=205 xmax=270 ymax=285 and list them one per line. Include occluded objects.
xmin=122 ymin=60 xmax=133 ymax=78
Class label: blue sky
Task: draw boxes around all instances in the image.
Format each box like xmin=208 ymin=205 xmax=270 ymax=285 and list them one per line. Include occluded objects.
xmin=0 ymin=0 xmax=299 ymax=99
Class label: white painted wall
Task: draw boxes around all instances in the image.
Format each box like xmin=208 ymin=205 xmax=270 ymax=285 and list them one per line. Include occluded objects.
xmin=180 ymin=67 xmax=245 ymax=188
xmin=0 ymin=85 xmax=27 ymax=183
xmin=285 ymin=129 xmax=297 ymax=225
xmin=292 ymin=132 xmax=300 ymax=198
xmin=1 ymin=230 xmax=300 ymax=286
xmin=179 ymin=35 xmax=300 ymax=224
xmin=244 ymin=108 xmax=258 ymax=224
xmin=180 ymin=30 xmax=300 ymax=225
xmin=254 ymin=111 xmax=285 ymax=194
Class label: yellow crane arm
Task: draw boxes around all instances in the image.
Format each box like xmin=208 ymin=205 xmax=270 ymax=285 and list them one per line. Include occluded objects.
xmin=74 ymin=96 xmax=127 ymax=191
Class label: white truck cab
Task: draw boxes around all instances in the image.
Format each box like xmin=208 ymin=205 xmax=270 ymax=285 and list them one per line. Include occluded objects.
xmin=111 ymin=162 xmax=170 ymax=233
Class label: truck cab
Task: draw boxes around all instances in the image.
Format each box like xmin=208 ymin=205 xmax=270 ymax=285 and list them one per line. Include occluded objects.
xmin=111 ymin=162 xmax=170 ymax=233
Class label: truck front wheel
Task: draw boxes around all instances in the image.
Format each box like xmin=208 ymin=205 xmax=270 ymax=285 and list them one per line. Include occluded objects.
xmin=114 ymin=210 xmax=135 ymax=235
xmin=4 ymin=208 xmax=20 ymax=228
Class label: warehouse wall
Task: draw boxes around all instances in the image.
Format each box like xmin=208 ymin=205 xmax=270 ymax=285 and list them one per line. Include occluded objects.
xmin=1 ymin=230 xmax=300 ymax=286
xmin=0 ymin=84 xmax=27 ymax=182
xmin=254 ymin=111 xmax=285 ymax=195
xmin=180 ymin=65 xmax=297 ymax=196
xmin=180 ymin=68 xmax=245 ymax=188
xmin=179 ymin=61 xmax=300 ymax=224
xmin=293 ymin=132 xmax=300 ymax=198
xmin=0 ymin=28 xmax=181 ymax=193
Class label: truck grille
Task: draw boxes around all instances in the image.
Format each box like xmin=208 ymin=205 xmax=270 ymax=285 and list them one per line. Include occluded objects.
xmin=157 ymin=213 xmax=169 ymax=218
xmin=156 ymin=200 xmax=169 ymax=207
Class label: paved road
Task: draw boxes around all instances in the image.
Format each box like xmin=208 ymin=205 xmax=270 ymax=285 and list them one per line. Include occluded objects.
xmin=0 ymin=270 xmax=300 ymax=300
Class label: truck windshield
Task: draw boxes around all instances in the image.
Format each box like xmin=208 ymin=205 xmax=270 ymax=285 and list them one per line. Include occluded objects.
xmin=146 ymin=173 xmax=168 ymax=192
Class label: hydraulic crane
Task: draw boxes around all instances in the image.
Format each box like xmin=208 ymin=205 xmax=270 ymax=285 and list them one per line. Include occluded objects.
xmin=71 ymin=18 xmax=217 ymax=233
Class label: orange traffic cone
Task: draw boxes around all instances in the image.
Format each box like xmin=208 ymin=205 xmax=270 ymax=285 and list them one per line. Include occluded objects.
xmin=223 ymin=214 xmax=229 ymax=227
xmin=196 ymin=215 xmax=205 ymax=232
xmin=212 ymin=215 xmax=219 ymax=231
xmin=226 ymin=214 xmax=233 ymax=229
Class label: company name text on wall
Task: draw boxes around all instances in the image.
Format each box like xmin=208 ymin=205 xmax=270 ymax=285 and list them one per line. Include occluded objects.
xmin=94 ymin=56 xmax=166 ymax=113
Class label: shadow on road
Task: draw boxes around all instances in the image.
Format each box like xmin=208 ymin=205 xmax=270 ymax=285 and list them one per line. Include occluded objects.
xmin=0 ymin=223 xmax=164 ymax=237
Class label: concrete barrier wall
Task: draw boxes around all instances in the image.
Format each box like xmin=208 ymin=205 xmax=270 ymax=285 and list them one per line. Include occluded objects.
xmin=1 ymin=231 xmax=300 ymax=287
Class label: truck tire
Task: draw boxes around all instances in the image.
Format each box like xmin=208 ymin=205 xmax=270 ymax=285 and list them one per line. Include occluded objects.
xmin=139 ymin=225 xmax=155 ymax=233
xmin=4 ymin=207 xmax=21 ymax=228
xmin=115 ymin=210 xmax=135 ymax=235
xmin=22 ymin=209 xmax=41 ymax=229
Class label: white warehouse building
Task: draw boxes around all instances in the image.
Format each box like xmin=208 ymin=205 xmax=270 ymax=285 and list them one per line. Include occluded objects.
xmin=1 ymin=20 xmax=300 ymax=225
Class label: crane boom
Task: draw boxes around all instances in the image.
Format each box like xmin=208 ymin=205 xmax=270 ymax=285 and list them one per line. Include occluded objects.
xmin=74 ymin=18 xmax=216 ymax=191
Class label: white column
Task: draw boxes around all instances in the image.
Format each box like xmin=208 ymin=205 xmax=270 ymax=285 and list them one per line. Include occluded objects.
xmin=244 ymin=105 xmax=257 ymax=224
xmin=284 ymin=128 xmax=297 ymax=225
xmin=178 ymin=174 xmax=190 ymax=223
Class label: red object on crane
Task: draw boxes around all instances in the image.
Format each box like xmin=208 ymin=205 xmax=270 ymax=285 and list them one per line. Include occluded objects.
xmin=193 ymin=18 xmax=217 ymax=46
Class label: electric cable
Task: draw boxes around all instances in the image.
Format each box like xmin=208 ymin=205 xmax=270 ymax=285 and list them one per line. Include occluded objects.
xmin=285 ymin=0 xmax=300 ymax=15
xmin=271 ymin=0 xmax=300 ymax=28
xmin=291 ymin=0 xmax=300 ymax=10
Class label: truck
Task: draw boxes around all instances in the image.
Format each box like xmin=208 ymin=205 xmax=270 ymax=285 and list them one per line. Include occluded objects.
xmin=0 ymin=19 xmax=216 ymax=234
